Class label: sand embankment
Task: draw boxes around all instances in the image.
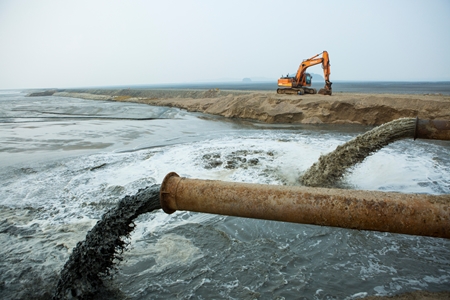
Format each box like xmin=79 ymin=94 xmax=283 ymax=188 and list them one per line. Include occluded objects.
xmin=53 ymin=89 xmax=450 ymax=125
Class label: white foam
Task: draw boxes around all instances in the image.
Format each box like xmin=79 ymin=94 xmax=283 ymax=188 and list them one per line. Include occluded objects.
xmin=359 ymin=254 xmax=398 ymax=282
xmin=346 ymin=292 xmax=368 ymax=299
xmin=1 ymin=130 xmax=449 ymax=227
xmin=132 ymin=233 xmax=203 ymax=273
xmin=346 ymin=141 xmax=450 ymax=194
xmin=423 ymin=275 xmax=450 ymax=284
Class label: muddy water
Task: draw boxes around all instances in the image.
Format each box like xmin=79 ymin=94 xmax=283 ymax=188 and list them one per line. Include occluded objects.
xmin=1 ymin=91 xmax=450 ymax=299
xmin=301 ymin=118 xmax=417 ymax=187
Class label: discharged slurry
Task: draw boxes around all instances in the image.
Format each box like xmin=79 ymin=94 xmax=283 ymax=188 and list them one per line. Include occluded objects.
xmin=53 ymin=185 xmax=162 ymax=299
xmin=301 ymin=118 xmax=416 ymax=187
xmin=52 ymin=118 xmax=417 ymax=297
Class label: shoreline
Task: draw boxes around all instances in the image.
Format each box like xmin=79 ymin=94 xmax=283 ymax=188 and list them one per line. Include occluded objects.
xmin=45 ymin=89 xmax=450 ymax=126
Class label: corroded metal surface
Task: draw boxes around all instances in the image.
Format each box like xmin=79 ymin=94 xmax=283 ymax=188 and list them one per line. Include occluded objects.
xmin=160 ymin=172 xmax=450 ymax=239
xmin=415 ymin=118 xmax=450 ymax=141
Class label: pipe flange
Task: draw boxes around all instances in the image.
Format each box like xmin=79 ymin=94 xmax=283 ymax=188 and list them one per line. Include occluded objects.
xmin=160 ymin=172 xmax=180 ymax=214
xmin=414 ymin=116 xmax=419 ymax=140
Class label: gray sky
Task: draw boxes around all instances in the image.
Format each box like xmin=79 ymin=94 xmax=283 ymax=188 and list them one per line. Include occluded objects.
xmin=1 ymin=0 xmax=449 ymax=89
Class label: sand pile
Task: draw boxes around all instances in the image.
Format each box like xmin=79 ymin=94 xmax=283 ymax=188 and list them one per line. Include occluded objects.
xmin=53 ymin=89 xmax=450 ymax=126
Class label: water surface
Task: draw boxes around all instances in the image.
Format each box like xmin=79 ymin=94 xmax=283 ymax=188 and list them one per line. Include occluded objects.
xmin=0 ymin=90 xmax=449 ymax=299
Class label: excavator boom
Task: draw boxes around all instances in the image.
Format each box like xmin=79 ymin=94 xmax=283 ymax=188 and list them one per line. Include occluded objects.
xmin=277 ymin=51 xmax=332 ymax=95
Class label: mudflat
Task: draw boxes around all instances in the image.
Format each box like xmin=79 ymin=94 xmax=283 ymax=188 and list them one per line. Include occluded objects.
xmin=53 ymin=89 xmax=450 ymax=126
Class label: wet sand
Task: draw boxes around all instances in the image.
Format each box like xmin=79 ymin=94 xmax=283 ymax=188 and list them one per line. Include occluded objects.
xmin=51 ymin=89 xmax=450 ymax=126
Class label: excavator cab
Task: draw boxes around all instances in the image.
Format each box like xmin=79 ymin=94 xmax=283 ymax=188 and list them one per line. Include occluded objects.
xmin=305 ymin=73 xmax=312 ymax=85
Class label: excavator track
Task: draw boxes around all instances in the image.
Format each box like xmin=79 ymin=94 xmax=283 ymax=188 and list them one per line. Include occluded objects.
xmin=277 ymin=87 xmax=316 ymax=95
xmin=304 ymin=87 xmax=317 ymax=94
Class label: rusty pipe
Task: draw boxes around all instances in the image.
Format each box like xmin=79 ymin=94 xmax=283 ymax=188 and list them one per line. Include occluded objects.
xmin=160 ymin=172 xmax=450 ymax=239
xmin=414 ymin=117 xmax=450 ymax=141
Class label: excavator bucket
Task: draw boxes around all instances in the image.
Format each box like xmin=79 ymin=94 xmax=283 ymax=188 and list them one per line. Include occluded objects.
xmin=318 ymin=80 xmax=332 ymax=95
xmin=318 ymin=88 xmax=332 ymax=95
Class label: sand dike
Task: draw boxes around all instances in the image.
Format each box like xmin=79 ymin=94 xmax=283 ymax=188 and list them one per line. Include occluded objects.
xmin=53 ymin=88 xmax=450 ymax=126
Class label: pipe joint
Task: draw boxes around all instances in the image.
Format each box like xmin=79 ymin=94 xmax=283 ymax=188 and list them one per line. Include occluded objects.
xmin=414 ymin=117 xmax=450 ymax=141
xmin=160 ymin=172 xmax=181 ymax=214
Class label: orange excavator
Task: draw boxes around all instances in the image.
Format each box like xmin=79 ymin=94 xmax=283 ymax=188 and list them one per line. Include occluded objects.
xmin=277 ymin=51 xmax=332 ymax=95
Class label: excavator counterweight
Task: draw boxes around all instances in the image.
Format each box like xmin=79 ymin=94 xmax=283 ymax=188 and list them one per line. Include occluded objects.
xmin=277 ymin=51 xmax=332 ymax=95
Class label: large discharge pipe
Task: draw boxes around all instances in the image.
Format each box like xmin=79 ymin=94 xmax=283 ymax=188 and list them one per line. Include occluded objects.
xmin=160 ymin=172 xmax=450 ymax=239
xmin=414 ymin=118 xmax=450 ymax=141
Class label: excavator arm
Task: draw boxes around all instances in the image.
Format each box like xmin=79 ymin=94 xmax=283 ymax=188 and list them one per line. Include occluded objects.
xmin=294 ymin=55 xmax=325 ymax=86
xmin=319 ymin=51 xmax=332 ymax=95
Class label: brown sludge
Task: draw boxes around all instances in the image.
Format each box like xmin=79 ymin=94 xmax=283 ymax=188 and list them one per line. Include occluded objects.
xmin=53 ymin=185 xmax=161 ymax=300
xmin=301 ymin=118 xmax=416 ymax=187
xmin=363 ymin=290 xmax=450 ymax=300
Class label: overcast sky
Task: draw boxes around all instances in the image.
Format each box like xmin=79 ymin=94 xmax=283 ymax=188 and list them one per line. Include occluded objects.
xmin=0 ymin=0 xmax=449 ymax=89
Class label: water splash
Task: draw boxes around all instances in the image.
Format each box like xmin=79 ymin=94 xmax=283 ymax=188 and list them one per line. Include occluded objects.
xmin=53 ymin=185 xmax=161 ymax=299
xmin=301 ymin=118 xmax=416 ymax=187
